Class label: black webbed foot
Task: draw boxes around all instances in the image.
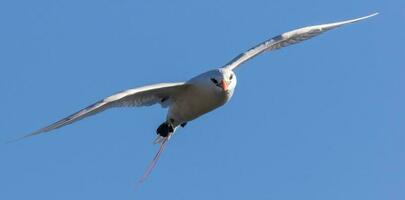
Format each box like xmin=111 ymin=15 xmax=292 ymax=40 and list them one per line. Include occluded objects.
xmin=156 ymin=122 xmax=174 ymax=137
xmin=180 ymin=122 xmax=187 ymax=128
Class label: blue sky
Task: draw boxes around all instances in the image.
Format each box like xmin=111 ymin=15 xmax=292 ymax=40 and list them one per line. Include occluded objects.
xmin=1 ymin=0 xmax=404 ymax=199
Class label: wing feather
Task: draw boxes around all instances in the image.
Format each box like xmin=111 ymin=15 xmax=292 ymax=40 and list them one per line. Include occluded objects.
xmin=13 ymin=82 xmax=188 ymax=141
xmin=224 ymin=13 xmax=378 ymax=71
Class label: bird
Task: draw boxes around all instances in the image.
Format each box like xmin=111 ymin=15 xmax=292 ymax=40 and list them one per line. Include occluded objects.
xmin=12 ymin=13 xmax=378 ymax=183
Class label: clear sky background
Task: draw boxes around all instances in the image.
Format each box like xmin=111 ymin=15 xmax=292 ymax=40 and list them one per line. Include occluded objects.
xmin=1 ymin=0 xmax=404 ymax=199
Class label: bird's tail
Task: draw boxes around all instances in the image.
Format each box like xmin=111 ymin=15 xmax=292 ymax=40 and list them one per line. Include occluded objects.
xmin=137 ymin=137 xmax=170 ymax=185
xmin=153 ymin=134 xmax=172 ymax=144
xmin=136 ymin=129 xmax=176 ymax=189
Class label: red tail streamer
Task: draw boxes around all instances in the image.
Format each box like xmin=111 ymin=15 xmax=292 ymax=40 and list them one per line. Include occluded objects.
xmin=137 ymin=138 xmax=169 ymax=186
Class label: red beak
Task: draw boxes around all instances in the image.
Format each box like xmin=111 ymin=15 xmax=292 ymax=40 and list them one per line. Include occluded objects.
xmin=221 ymin=80 xmax=228 ymax=91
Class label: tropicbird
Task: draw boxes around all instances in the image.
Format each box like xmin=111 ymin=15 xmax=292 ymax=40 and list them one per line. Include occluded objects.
xmin=13 ymin=13 xmax=378 ymax=183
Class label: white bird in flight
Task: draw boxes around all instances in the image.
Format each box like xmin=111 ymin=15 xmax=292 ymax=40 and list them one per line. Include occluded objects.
xmin=13 ymin=13 xmax=378 ymax=183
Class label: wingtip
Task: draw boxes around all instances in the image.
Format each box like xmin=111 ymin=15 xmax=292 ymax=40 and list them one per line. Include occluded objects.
xmin=337 ymin=12 xmax=379 ymax=26
xmin=367 ymin=12 xmax=379 ymax=18
xmin=5 ymin=131 xmax=42 ymax=144
xmin=5 ymin=135 xmax=27 ymax=144
xmin=358 ymin=12 xmax=379 ymax=21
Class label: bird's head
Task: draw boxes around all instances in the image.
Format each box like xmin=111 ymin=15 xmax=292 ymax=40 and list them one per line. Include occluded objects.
xmin=189 ymin=68 xmax=237 ymax=97
xmin=209 ymin=68 xmax=236 ymax=93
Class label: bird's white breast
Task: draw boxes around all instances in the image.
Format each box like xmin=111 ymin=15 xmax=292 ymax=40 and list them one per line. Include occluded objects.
xmin=168 ymin=84 xmax=230 ymax=125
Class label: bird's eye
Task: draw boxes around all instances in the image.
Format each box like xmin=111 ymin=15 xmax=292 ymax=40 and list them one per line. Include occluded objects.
xmin=229 ymin=74 xmax=233 ymax=80
xmin=210 ymin=78 xmax=218 ymax=84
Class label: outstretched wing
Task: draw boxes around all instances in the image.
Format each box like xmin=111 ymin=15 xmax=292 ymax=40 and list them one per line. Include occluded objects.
xmin=223 ymin=13 xmax=378 ymax=71
xmin=15 ymin=82 xmax=188 ymax=141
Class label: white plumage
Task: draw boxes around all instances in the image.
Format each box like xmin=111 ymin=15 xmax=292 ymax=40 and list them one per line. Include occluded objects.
xmin=13 ymin=13 xmax=378 ymax=183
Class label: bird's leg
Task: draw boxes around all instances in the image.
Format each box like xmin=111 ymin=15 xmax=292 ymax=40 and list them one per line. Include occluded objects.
xmin=155 ymin=118 xmax=182 ymax=144
xmin=180 ymin=122 xmax=187 ymax=128
xmin=155 ymin=121 xmax=175 ymax=144
xmin=156 ymin=121 xmax=174 ymax=138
